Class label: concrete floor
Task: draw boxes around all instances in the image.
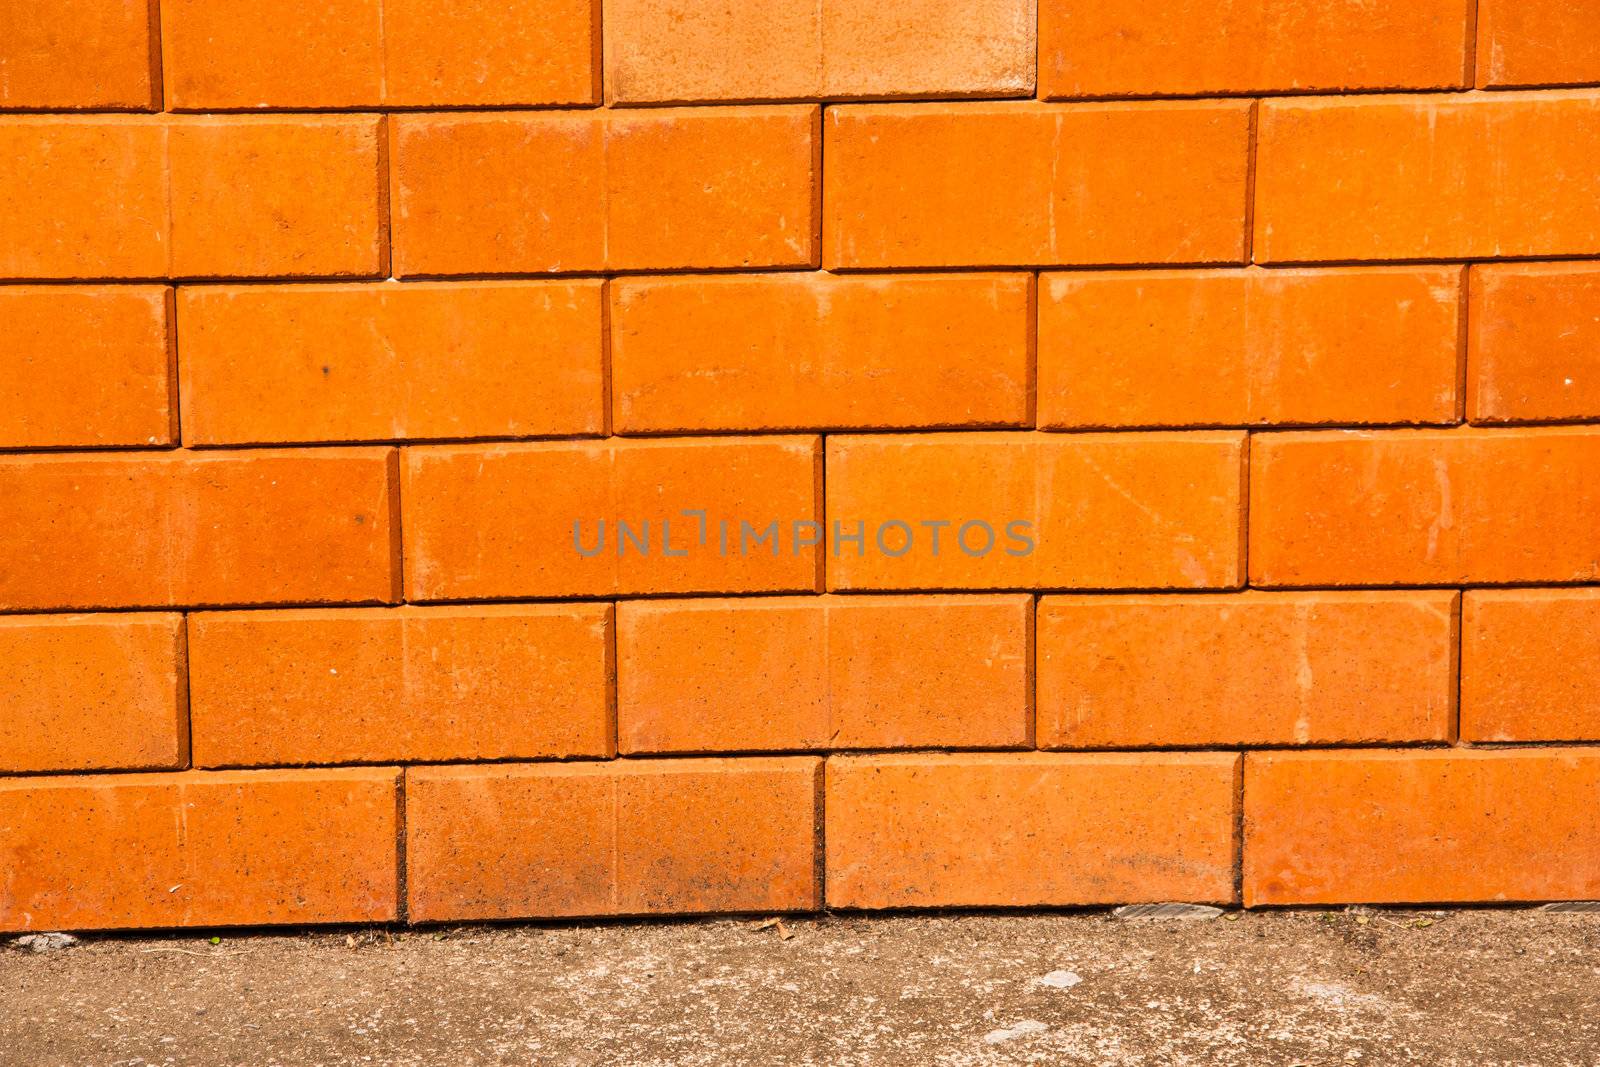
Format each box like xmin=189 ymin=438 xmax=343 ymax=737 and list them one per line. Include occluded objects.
xmin=3 ymin=909 xmax=1598 ymax=1066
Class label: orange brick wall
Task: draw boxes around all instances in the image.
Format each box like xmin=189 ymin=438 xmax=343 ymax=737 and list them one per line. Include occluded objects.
xmin=2 ymin=0 xmax=1599 ymax=932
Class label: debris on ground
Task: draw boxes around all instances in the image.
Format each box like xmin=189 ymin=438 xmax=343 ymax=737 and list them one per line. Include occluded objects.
xmin=1112 ymin=903 xmax=1225 ymax=921
xmin=983 ymin=1020 xmax=1049 ymax=1044
xmin=1036 ymin=970 xmax=1082 ymax=989
xmin=9 ymin=933 xmax=79 ymax=953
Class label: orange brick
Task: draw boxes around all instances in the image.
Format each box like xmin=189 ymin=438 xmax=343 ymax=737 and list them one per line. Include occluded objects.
xmin=0 ymin=0 xmax=158 ymax=109
xmin=824 ymin=101 xmax=1250 ymax=269
xmin=610 ymin=273 xmax=1032 ymax=433
xmin=1038 ymin=591 xmax=1457 ymax=748
xmin=178 ymin=281 xmax=604 ymax=445
xmin=1469 ymin=263 xmax=1600 ymax=424
xmin=383 ymin=0 xmax=598 ymax=106
xmin=603 ymin=0 xmax=1033 ymax=103
xmin=1038 ymin=267 xmax=1463 ymax=429
xmin=405 ymin=758 xmax=820 ymax=921
xmin=826 ymin=432 xmax=1245 ymax=591
xmin=0 ymin=768 xmax=399 ymax=932
xmin=0 ymin=614 xmax=186 ymax=774
xmin=1461 ymin=589 xmax=1600 ymax=742
xmin=168 ymin=116 xmax=387 ymax=279
xmin=403 ymin=437 xmax=821 ymax=600
xmin=0 ymin=118 xmax=168 ymax=279
xmin=616 ymin=595 xmax=1032 ymax=752
xmin=0 ymin=449 xmax=399 ymax=611
xmin=1244 ymin=750 xmax=1600 ymax=905
xmin=1477 ymin=0 xmax=1600 ymax=88
xmin=1250 ymin=428 xmax=1600 ymax=586
xmin=160 ymin=0 xmax=382 ymax=109
xmin=826 ymin=753 xmax=1240 ymax=908
xmin=1256 ymin=92 xmax=1600 ymax=263
xmin=1041 ymin=0 xmax=1470 ymax=98
xmin=188 ymin=605 xmax=612 ymax=767
xmin=391 ymin=108 xmax=817 ymax=276
xmin=0 ymin=286 xmax=174 ymax=449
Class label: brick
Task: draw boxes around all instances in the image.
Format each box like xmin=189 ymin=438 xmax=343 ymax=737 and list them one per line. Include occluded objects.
xmin=0 ymin=614 xmax=186 ymax=774
xmin=1040 ymin=0 xmax=1470 ymax=99
xmin=610 ymin=273 xmax=1032 ymax=433
xmin=1250 ymin=428 xmax=1600 ymax=586
xmin=1461 ymin=589 xmax=1600 ymax=742
xmin=0 ymin=449 xmax=399 ymax=611
xmin=390 ymin=108 xmax=817 ymax=276
xmin=1256 ymin=92 xmax=1600 ymax=263
xmin=0 ymin=0 xmax=158 ymax=109
xmin=403 ymin=437 xmax=821 ymax=600
xmin=1038 ymin=267 xmax=1463 ymax=429
xmin=405 ymin=758 xmax=821 ymax=921
xmin=1468 ymin=263 xmax=1600 ymax=424
xmin=0 ymin=118 xmax=168 ymax=279
xmin=188 ymin=605 xmax=612 ymax=767
xmin=603 ymin=0 xmax=1033 ymax=103
xmin=168 ymin=116 xmax=387 ymax=279
xmin=160 ymin=0 xmax=382 ymax=109
xmin=617 ymin=595 xmax=1032 ymax=752
xmin=1244 ymin=750 xmax=1600 ymax=905
xmin=826 ymin=432 xmax=1245 ymax=591
xmin=0 ymin=768 xmax=399 ymax=932
xmin=1477 ymin=0 xmax=1600 ymax=88
xmin=383 ymin=0 xmax=598 ymax=106
xmin=824 ymin=101 xmax=1250 ymax=269
xmin=826 ymin=753 xmax=1239 ymax=908
xmin=178 ymin=281 xmax=605 ymax=446
xmin=1038 ymin=591 xmax=1456 ymax=749
xmin=0 ymin=286 xmax=174 ymax=449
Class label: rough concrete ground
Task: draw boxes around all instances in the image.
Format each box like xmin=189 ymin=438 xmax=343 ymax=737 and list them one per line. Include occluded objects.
xmin=3 ymin=909 xmax=1598 ymax=1066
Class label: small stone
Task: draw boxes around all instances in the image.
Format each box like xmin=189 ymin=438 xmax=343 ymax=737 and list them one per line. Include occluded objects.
xmin=1036 ymin=970 xmax=1082 ymax=989
xmin=11 ymin=932 xmax=79 ymax=953
xmin=984 ymin=1020 xmax=1048 ymax=1044
xmin=1112 ymin=903 xmax=1224 ymax=921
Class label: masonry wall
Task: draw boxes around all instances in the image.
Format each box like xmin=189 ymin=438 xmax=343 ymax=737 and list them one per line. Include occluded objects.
xmin=3 ymin=0 xmax=1600 ymax=932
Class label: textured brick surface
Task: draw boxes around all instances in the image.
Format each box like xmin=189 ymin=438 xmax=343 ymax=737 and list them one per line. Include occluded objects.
xmin=1038 ymin=592 xmax=1457 ymax=748
xmin=1469 ymin=263 xmax=1600 ymax=424
xmin=826 ymin=753 xmax=1240 ymax=908
xmin=406 ymin=758 xmax=821 ymax=921
xmin=1244 ymin=750 xmax=1600 ymax=905
xmin=1461 ymin=589 xmax=1600 ymax=742
xmin=611 ymin=273 xmax=1032 ymax=432
xmin=617 ymin=595 xmax=1031 ymax=752
xmin=0 ymin=768 xmax=400 ymax=932
xmin=188 ymin=605 xmax=613 ymax=766
xmin=0 ymin=0 xmax=159 ymax=110
xmin=1477 ymin=0 xmax=1600 ymax=88
xmin=0 ymin=614 xmax=186 ymax=774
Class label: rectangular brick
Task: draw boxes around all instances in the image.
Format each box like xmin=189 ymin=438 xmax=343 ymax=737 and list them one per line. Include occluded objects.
xmin=405 ymin=758 xmax=821 ymax=921
xmin=1256 ymin=92 xmax=1600 ymax=263
xmin=1038 ymin=268 xmax=1463 ymax=429
xmin=178 ymin=281 xmax=604 ymax=446
xmin=1469 ymin=262 xmax=1600 ymax=424
xmin=0 ymin=286 xmax=174 ymax=449
xmin=1 ymin=0 xmax=158 ymax=109
xmin=383 ymin=0 xmax=598 ymax=106
xmin=188 ymin=604 xmax=613 ymax=767
xmin=1250 ymin=428 xmax=1600 ymax=586
xmin=403 ymin=437 xmax=821 ymax=600
xmin=0 ymin=614 xmax=186 ymax=774
xmin=1477 ymin=0 xmax=1600 ymax=88
xmin=1244 ymin=750 xmax=1600 ymax=905
xmin=823 ymin=101 xmax=1250 ymax=268
xmin=0 ymin=768 xmax=400 ymax=932
xmin=610 ymin=273 xmax=1032 ymax=433
xmin=617 ymin=595 xmax=1031 ymax=753
xmin=1462 ymin=589 xmax=1600 ymax=742
xmin=826 ymin=432 xmax=1245 ymax=591
xmin=0 ymin=118 xmax=168 ymax=279
xmin=603 ymin=0 xmax=1033 ymax=103
xmin=0 ymin=449 xmax=399 ymax=611
xmin=1038 ymin=591 xmax=1457 ymax=748
xmin=826 ymin=753 xmax=1240 ymax=908
xmin=168 ymin=116 xmax=387 ymax=279
xmin=1041 ymin=0 xmax=1470 ymax=98
xmin=391 ymin=108 xmax=817 ymax=276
